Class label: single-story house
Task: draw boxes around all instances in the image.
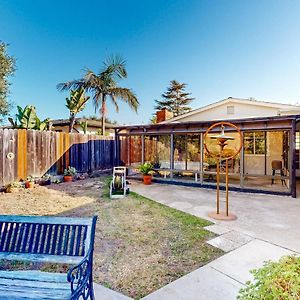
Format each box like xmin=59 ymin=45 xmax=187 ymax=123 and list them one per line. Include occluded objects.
xmin=50 ymin=118 xmax=116 ymax=136
xmin=114 ymin=97 xmax=300 ymax=198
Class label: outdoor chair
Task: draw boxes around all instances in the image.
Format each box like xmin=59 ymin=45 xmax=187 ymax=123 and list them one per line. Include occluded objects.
xmin=271 ymin=160 xmax=287 ymax=186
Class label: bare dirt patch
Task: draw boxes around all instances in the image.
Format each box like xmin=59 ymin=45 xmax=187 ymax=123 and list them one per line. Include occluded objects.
xmin=0 ymin=177 xmax=223 ymax=299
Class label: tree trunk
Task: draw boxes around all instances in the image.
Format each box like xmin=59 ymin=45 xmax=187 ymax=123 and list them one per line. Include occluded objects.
xmin=69 ymin=114 xmax=76 ymax=133
xmin=101 ymin=96 xmax=106 ymax=136
xmin=101 ymin=115 xmax=105 ymax=136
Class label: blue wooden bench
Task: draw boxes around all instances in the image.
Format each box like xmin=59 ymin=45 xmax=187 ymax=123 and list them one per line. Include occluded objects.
xmin=0 ymin=215 xmax=97 ymax=300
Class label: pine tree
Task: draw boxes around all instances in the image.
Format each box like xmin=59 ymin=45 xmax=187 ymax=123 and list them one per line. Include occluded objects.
xmin=154 ymin=80 xmax=194 ymax=117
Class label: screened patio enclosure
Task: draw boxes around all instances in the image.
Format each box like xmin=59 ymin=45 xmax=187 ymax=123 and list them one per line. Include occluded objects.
xmin=115 ymin=115 xmax=299 ymax=198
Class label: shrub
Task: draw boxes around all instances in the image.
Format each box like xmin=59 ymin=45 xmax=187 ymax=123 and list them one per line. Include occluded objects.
xmin=138 ymin=162 xmax=153 ymax=175
xmin=64 ymin=166 xmax=77 ymax=176
xmin=238 ymin=255 xmax=300 ymax=300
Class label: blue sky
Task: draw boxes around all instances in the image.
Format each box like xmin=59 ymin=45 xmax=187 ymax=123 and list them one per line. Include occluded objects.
xmin=1 ymin=0 xmax=300 ymax=125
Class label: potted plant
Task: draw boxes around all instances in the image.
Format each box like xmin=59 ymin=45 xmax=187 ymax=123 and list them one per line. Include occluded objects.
xmin=25 ymin=176 xmax=35 ymax=189
xmin=41 ymin=174 xmax=52 ymax=186
xmin=138 ymin=162 xmax=154 ymax=185
xmin=4 ymin=182 xmax=22 ymax=193
xmin=63 ymin=166 xmax=77 ymax=182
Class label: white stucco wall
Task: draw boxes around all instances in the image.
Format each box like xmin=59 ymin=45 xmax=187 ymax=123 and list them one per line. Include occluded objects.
xmin=169 ymin=101 xmax=298 ymax=122
xmin=244 ymin=131 xmax=284 ymax=175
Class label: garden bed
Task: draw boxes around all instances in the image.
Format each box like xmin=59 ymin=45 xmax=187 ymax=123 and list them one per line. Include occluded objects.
xmin=0 ymin=176 xmax=223 ymax=299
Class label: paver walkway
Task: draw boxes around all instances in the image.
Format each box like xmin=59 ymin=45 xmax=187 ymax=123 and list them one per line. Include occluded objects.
xmin=129 ymin=182 xmax=300 ymax=300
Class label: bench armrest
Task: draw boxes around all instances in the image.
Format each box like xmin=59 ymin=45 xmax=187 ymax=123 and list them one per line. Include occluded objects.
xmin=67 ymin=249 xmax=93 ymax=299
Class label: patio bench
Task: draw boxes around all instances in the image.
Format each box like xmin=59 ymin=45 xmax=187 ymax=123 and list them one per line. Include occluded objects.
xmin=0 ymin=215 xmax=97 ymax=300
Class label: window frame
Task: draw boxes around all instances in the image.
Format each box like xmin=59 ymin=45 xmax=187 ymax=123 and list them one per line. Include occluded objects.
xmin=244 ymin=131 xmax=267 ymax=156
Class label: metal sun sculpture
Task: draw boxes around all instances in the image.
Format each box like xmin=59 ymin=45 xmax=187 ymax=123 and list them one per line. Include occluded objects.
xmin=204 ymin=122 xmax=243 ymax=221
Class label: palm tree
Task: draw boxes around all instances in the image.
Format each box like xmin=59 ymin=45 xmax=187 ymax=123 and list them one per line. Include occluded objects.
xmin=65 ymin=87 xmax=90 ymax=132
xmin=57 ymin=55 xmax=139 ymax=136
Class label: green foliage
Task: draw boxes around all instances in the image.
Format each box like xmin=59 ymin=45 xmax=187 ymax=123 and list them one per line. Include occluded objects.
xmin=154 ymin=80 xmax=194 ymax=117
xmin=66 ymin=88 xmax=90 ymax=133
xmin=57 ymin=55 xmax=139 ymax=136
xmin=64 ymin=166 xmax=77 ymax=176
xmin=8 ymin=105 xmax=49 ymax=130
xmin=0 ymin=42 xmax=16 ymax=123
xmin=150 ymin=115 xmax=157 ymax=124
xmin=138 ymin=162 xmax=153 ymax=175
xmin=238 ymin=255 xmax=300 ymax=300
xmin=78 ymin=120 xmax=88 ymax=134
xmin=65 ymin=88 xmax=89 ymax=114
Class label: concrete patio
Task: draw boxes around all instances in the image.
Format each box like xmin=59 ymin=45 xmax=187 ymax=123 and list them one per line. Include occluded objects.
xmin=131 ymin=181 xmax=300 ymax=252
xmin=129 ymin=181 xmax=300 ymax=299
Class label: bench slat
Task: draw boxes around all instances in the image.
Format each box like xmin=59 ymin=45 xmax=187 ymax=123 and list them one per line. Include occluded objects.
xmin=63 ymin=225 xmax=70 ymax=255
xmin=0 ymin=278 xmax=69 ymax=290
xmin=27 ymin=224 xmax=37 ymax=253
xmin=32 ymin=224 xmax=42 ymax=254
xmin=10 ymin=223 xmax=20 ymax=252
xmin=0 ymin=286 xmax=70 ymax=300
xmin=45 ymin=224 xmax=53 ymax=254
xmin=21 ymin=223 xmax=31 ymax=252
xmin=68 ymin=226 xmax=76 ymax=256
xmin=4 ymin=222 xmax=14 ymax=252
xmin=57 ymin=225 xmax=64 ymax=255
xmin=0 ymin=253 xmax=82 ymax=264
xmin=0 ymin=223 xmax=8 ymax=251
xmin=15 ymin=223 xmax=25 ymax=252
xmin=0 ymin=270 xmax=67 ymax=283
xmin=75 ymin=225 xmax=82 ymax=256
xmin=0 ymin=215 xmax=93 ymax=226
xmin=50 ymin=225 xmax=59 ymax=255
xmin=0 ymin=270 xmax=70 ymax=300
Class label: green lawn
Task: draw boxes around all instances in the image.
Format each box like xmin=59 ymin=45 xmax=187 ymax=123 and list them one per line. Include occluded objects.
xmin=0 ymin=177 xmax=223 ymax=299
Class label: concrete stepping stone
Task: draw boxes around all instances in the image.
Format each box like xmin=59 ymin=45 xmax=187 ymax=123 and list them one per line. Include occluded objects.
xmin=207 ymin=236 xmax=241 ymax=252
xmin=209 ymin=239 xmax=294 ymax=284
xmin=141 ymin=266 xmax=243 ymax=300
xmin=204 ymin=224 xmax=232 ymax=235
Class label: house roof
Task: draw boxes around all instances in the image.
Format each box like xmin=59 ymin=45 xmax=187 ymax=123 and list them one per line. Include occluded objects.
xmin=115 ymin=114 xmax=300 ymax=135
xmin=160 ymin=97 xmax=300 ymax=124
xmin=50 ymin=118 xmax=117 ymax=129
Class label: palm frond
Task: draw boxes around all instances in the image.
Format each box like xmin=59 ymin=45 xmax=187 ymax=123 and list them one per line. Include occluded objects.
xmin=109 ymin=87 xmax=139 ymax=112
xmin=102 ymin=54 xmax=127 ymax=80
xmin=57 ymin=80 xmax=85 ymax=91
xmin=109 ymin=94 xmax=119 ymax=113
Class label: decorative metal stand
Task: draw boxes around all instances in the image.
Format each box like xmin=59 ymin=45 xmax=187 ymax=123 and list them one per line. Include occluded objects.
xmin=204 ymin=122 xmax=242 ymax=221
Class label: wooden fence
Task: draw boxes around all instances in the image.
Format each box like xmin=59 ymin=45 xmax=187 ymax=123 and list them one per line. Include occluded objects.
xmin=0 ymin=129 xmax=116 ymax=185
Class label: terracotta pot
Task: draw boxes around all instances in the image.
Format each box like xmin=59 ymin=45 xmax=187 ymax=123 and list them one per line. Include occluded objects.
xmin=143 ymin=175 xmax=152 ymax=185
xmin=64 ymin=175 xmax=73 ymax=182
xmin=25 ymin=181 xmax=34 ymax=189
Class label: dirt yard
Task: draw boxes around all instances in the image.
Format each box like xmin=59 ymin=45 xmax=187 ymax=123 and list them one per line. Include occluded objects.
xmin=0 ymin=177 xmax=223 ymax=299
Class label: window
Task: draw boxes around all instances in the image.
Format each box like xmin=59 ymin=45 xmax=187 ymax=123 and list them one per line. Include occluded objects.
xmin=244 ymin=132 xmax=266 ymax=155
xmin=296 ymin=132 xmax=300 ymax=150
xmin=227 ymin=105 xmax=235 ymax=115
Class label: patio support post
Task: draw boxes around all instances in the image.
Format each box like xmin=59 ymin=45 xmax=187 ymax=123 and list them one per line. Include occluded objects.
xmin=240 ymin=132 xmax=244 ymax=188
xmin=141 ymin=134 xmax=145 ymax=164
xmin=200 ymin=133 xmax=204 ymax=184
xmin=291 ymin=120 xmax=296 ymax=198
xmin=128 ymin=136 xmax=131 ymax=167
xmin=170 ymin=133 xmax=174 ymax=179
xmin=225 ymin=159 xmax=229 ymax=216
xmin=185 ymin=135 xmax=188 ymax=171
xmin=114 ymin=129 xmax=120 ymax=166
